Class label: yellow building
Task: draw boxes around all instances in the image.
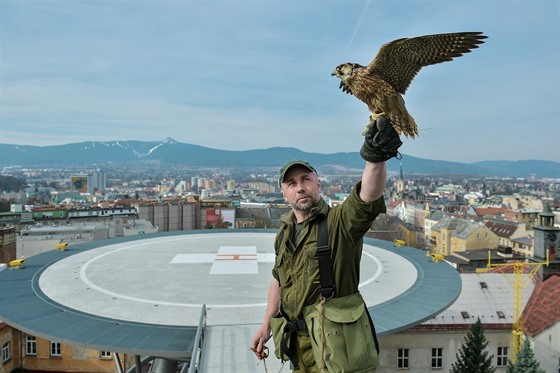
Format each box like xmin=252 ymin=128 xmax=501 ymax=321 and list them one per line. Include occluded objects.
xmin=431 ymin=216 xmax=460 ymax=255
xmin=399 ymin=222 xmax=420 ymax=249
xmin=0 ymin=322 xmax=134 ymax=373
xmin=449 ymin=220 xmax=499 ymax=253
xmin=507 ymin=209 xmax=541 ymax=230
xmin=431 ymin=217 xmax=499 ymax=255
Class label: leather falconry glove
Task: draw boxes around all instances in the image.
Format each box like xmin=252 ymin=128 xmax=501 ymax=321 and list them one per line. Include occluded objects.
xmin=360 ymin=114 xmax=403 ymax=163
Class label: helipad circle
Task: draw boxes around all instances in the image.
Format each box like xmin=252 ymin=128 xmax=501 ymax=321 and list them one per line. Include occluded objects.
xmin=0 ymin=230 xmax=461 ymax=359
xmin=39 ymin=233 xmax=417 ymax=326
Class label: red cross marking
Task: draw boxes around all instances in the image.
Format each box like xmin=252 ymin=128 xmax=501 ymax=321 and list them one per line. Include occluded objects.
xmin=215 ymin=254 xmax=258 ymax=261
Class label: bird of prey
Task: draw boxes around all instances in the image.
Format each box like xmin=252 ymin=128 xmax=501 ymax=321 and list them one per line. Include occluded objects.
xmin=332 ymin=32 xmax=487 ymax=138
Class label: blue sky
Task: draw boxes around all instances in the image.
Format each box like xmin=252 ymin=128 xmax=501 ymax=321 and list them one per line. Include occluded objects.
xmin=1 ymin=1 xmax=558 ymax=163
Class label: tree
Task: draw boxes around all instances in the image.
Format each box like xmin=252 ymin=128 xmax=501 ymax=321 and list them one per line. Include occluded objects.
xmin=0 ymin=175 xmax=26 ymax=192
xmin=507 ymin=338 xmax=544 ymax=373
xmin=450 ymin=318 xmax=495 ymax=373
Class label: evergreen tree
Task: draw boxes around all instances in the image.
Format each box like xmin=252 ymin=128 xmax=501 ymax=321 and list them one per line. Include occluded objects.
xmin=507 ymin=338 xmax=544 ymax=373
xmin=450 ymin=318 xmax=496 ymax=373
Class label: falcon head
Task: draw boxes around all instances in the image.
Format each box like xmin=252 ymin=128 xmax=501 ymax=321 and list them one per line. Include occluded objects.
xmin=332 ymin=63 xmax=362 ymax=95
xmin=331 ymin=63 xmax=360 ymax=81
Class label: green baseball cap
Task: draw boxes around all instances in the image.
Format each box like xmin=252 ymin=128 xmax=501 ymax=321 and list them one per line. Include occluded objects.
xmin=278 ymin=160 xmax=317 ymax=186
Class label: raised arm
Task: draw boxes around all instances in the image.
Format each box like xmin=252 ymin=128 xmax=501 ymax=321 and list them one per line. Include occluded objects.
xmin=359 ymin=161 xmax=387 ymax=203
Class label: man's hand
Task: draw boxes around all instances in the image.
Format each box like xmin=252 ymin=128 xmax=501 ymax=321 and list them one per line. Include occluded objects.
xmin=360 ymin=115 xmax=403 ymax=162
xmin=250 ymin=324 xmax=271 ymax=360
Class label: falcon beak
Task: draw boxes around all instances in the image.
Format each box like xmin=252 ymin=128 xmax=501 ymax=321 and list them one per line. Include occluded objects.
xmin=331 ymin=71 xmax=337 ymax=76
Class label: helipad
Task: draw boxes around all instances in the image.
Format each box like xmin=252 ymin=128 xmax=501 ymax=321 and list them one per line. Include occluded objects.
xmin=0 ymin=230 xmax=461 ymax=372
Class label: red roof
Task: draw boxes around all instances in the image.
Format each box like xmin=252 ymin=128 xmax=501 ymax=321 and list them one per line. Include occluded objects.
xmin=484 ymin=220 xmax=518 ymax=238
xmin=474 ymin=207 xmax=510 ymax=217
xmin=522 ymin=275 xmax=560 ymax=336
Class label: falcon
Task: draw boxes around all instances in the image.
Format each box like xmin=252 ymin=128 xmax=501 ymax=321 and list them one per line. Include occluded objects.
xmin=332 ymin=32 xmax=487 ymax=138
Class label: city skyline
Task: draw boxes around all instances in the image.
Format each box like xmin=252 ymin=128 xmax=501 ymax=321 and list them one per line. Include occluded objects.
xmin=1 ymin=1 xmax=559 ymax=163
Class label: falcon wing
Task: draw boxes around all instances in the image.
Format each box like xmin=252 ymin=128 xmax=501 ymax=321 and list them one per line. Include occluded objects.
xmin=367 ymin=32 xmax=487 ymax=94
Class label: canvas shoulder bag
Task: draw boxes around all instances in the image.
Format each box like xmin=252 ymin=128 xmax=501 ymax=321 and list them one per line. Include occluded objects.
xmin=303 ymin=217 xmax=380 ymax=372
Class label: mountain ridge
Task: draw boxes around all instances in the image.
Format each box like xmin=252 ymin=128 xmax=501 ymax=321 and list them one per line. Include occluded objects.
xmin=1 ymin=139 xmax=558 ymax=178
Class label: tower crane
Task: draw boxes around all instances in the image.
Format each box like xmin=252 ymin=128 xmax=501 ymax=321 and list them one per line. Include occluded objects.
xmin=482 ymin=250 xmax=549 ymax=364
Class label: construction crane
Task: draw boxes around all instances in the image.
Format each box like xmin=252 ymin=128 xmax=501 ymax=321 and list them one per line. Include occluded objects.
xmin=482 ymin=250 xmax=549 ymax=364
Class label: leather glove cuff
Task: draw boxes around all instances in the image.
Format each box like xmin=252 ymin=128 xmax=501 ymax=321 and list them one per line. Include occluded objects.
xmin=360 ymin=115 xmax=403 ymax=163
xmin=360 ymin=143 xmax=400 ymax=162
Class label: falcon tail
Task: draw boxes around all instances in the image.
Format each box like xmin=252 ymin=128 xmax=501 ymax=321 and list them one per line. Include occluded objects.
xmin=383 ymin=95 xmax=419 ymax=139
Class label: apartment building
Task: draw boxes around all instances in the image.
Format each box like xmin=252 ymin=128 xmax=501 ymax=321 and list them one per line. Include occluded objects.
xmin=0 ymin=324 xmax=134 ymax=372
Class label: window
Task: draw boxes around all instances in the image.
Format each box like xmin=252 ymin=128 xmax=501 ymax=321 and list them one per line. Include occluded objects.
xmin=100 ymin=351 xmax=112 ymax=359
xmin=497 ymin=346 xmax=508 ymax=367
xmin=397 ymin=348 xmax=409 ymax=369
xmin=26 ymin=336 xmax=37 ymax=356
xmin=431 ymin=348 xmax=443 ymax=368
xmin=2 ymin=342 xmax=11 ymax=363
xmin=50 ymin=341 xmax=61 ymax=357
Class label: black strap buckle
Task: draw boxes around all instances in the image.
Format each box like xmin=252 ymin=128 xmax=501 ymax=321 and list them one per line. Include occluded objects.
xmin=280 ymin=319 xmax=307 ymax=370
xmin=316 ymin=244 xmax=329 ymax=255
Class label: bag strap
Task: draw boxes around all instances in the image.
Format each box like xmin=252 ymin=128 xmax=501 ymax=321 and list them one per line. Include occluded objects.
xmin=317 ymin=217 xmax=335 ymax=300
xmin=276 ymin=217 xmax=334 ymax=299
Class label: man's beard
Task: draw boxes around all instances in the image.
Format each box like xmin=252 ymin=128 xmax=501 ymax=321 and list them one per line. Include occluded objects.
xmin=292 ymin=195 xmax=319 ymax=212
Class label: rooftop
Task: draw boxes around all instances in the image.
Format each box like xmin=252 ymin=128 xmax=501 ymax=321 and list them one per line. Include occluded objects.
xmin=522 ymin=274 xmax=560 ymax=336
xmin=413 ymin=272 xmax=536 ymax=330
xmin=0 ymin=230 xmax=461 ymax=372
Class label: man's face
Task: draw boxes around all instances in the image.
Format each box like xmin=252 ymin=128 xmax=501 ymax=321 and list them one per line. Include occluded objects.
xmin=280 ymin=166 xmax=321 ymax=213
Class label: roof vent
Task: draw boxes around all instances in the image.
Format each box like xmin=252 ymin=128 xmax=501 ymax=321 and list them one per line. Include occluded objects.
xmin=497 ymin=311 xmax=506 ymax=319
xmin=479 ymin=282 xmax=488 ymax=289
xmin=461 ymin=311 xmax=470 ymax=319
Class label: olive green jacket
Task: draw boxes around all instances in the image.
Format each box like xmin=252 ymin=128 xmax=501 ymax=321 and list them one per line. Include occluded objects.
xmin=272 ymin=181 xmax=386 ymax=321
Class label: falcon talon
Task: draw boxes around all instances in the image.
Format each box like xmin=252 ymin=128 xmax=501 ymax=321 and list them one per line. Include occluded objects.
xmin=370 ymin=112 xmax=385 ymax=122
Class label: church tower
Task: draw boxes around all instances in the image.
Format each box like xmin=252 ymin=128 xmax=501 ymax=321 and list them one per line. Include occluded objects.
xmin=533 ymin=203 xmax=560 ymax=280
xmin=395 ymin=162 xmax=405 ymax=201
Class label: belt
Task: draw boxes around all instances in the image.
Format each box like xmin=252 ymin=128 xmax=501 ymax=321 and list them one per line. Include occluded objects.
xmin=279 ymin=306 xmax=308 ymax=370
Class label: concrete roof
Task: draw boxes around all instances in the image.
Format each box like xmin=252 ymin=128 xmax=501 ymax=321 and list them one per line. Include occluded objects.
xmin=0 ymin=230 xmax=461 ymax=372
xmin=416 ymin=272 xmax=536 ymax=329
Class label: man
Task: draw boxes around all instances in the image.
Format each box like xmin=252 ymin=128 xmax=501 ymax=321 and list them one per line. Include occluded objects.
xmin=250 ymin=116 xmax=402 ymax=372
